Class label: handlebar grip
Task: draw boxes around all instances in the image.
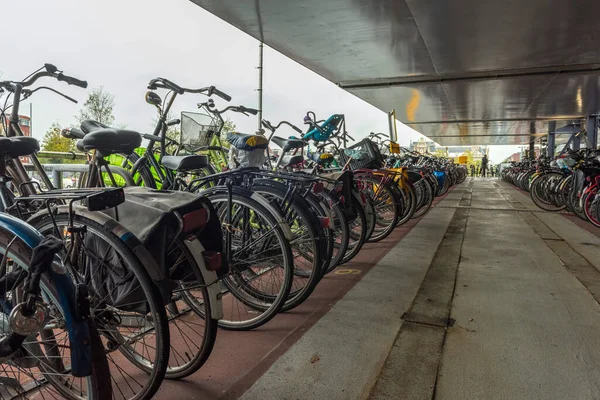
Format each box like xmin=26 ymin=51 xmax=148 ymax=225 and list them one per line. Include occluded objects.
xmin=57 ymin=73 xmax=88 ymax=89
xmin=212 ymin=87 xmax=231 ymax=102
xmin=292 ymin=125 xmax=303 ymax=134
xmin=240 ymin=106 xmax=258 ymax=115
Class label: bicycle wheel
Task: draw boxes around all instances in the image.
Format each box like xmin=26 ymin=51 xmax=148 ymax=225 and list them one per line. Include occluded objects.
xmin=395 ymin=180 xmax=417 ymax=226
xmin=583 ymin=189 xmax=600 ymax=227
xmin=202 ymin=190 xmax=294 ymax=330
xmin=251 ymin=183 xmax=323 ymax=311
xmin=163 ymin=238 xmax=218 ymax=379
xmin=362 ymin=195 xmax=377 ymax=242
xmin=119 ymin=152 xmax=159 ymax=189
xmin=530 ymin=173 xmax=566 ymax=211
xmin=341 ymin=192 xmax=367 ymax=264
xmin=412 ymin=177 xmax=434 ymax=218
xmin=0 ymin=227 xmax=111 ymax=400
xmin=30 ymin=211 xmax=169 ymax=400
xmin=357 ymin=176 xmax=398 ymax=243
xmin=317 ymin=190 xmax=350 ymax=274
xmin=301 ymin=191 xmax=335 ymax=277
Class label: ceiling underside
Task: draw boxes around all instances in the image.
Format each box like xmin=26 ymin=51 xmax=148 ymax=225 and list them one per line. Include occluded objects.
xmin=191 ymin=0 xmax=600 ymax=145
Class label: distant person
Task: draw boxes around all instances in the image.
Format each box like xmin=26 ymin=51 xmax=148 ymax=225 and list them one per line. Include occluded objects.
xmin=470 ymin=164 xmax=476 ymax=177
xmin=481 ymin=155 xmax=489 ymax=177
xmin=489 ymin=164 xmax=495 ymax=177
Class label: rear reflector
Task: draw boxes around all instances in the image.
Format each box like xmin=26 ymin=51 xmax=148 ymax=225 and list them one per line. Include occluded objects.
xmin=313 ymin=182 xmax=324 ymax=194
xmin=319 ymin=216 xmax=330 ymax=229
xmin=202 ymin=251 xmax=222 ymax=272
xmin=182 ymin=208 xmax=208 ymax=233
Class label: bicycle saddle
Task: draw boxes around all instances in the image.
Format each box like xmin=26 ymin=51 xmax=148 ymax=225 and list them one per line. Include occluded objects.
xmin=162 ymin=155 xmax=209 ymax=172
xmin=77 ymin=130 xmax=142 ymax=156
xmin=281 ymin=154 xmax=304 ymax=167
xmin=226 ymin=132 xmax=268 ymax=151
xmin=0 ymin=136 xmax=40 ymax=158
xmin=80 ymin=119 xmax=109 ymax=133
xmin=271 ymin=136 xmax=305 ymax=153
xmin=76 ymin=119 xmax=142 ymax=155
xmin=308 ymin=152 xmax=333 ymax=165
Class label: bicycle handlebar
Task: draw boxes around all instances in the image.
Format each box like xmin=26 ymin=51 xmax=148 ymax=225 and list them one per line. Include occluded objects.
xmin=238 ymin=105 xmax=258 ymax=115
xmin=148 ymin=79 xmax=232 ymax=102
xmin=210 ymin=86 xmax=231 ymax=101
xmin=23 ymin=87 xmax=78 ymax=104
xmin=262 ymin=119 xmax=303 ymax=134
xmin=56 ymin=73 xmax=88 ymax=88
xmin=0 ymin=64 xmax=87 ymax=90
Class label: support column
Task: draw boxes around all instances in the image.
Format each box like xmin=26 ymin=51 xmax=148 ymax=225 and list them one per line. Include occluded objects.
xmin=572 ymin=132 xmax=581 ymax=151
xmin=547 ymin=121 xmax=556 ymax=158
xmin=52 ymin=170 xmax=62 ymax=189
xmin=587 ymin=115 xmax=598 ymax=149
xmin=529 ymin=140 xmax=535 ymax=159
xmin=529 ymin=121 xmax=536 ymax=159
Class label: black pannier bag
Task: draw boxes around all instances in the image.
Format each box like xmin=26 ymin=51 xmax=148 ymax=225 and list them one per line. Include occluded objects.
xmin=92 ymin=186 xmax=225 ymax=313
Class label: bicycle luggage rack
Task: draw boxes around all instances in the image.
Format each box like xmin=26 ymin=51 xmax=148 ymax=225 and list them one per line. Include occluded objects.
xmin=15 ymin=187 xmax=125 ymax=213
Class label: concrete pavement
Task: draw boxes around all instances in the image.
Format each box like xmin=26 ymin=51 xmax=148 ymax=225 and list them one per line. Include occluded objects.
xmin=163 ymin=177 xmax=600 ymax=399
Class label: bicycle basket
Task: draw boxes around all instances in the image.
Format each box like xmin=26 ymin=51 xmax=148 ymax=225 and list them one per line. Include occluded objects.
xmin=338 ymin=139 xmax=384 ymax=170
xmin=180 ymin=111 xmax=221 ymax=149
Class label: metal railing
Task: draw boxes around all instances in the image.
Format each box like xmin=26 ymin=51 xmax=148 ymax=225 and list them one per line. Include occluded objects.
xmin=24 ymin=151 xmax=135 ymax=188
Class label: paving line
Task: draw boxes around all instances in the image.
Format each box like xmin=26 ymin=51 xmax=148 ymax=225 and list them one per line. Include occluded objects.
xmin=368 ymin=188 xmax=471 ymax=400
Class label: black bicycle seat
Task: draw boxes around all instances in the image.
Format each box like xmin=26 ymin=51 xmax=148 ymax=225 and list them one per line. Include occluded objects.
xmin=271 ymin=136 xmax=305 ymax=152
xmin=78 ymin=128 xmax=142 ymax=155
xmin=0 ymin=137 xmax=40 ymax=158
xmin=81 ymin=119 xmax=110 ymax=133
xmin=62 ymin=127 xmax=86 ymax=139
xmin=281 ymin=154 xmax=304 ymax=167
xmin=162 ymin=155 xmax=209 ymax=172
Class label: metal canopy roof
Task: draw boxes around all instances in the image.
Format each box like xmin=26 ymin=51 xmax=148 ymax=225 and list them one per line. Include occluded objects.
xmin=191 ymin=0 xmax=600 ymax=145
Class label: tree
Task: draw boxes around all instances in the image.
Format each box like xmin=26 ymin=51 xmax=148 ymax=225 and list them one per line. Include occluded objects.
xmin=39 ymin=123 xmax=76 ymax=163
xmin=76 ymin=87 xmax=115 ymax=126
xmin=41 ymin=123 xmax=74 ymax=152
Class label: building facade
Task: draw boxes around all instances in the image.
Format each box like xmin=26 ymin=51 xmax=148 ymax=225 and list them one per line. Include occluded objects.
xmin=409 ymin=138 xmax=488 ymax=161
xmin=409 ymin=137 xmax=437 ymax=154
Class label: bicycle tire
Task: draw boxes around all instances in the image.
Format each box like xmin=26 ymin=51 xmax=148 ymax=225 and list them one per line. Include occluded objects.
xmin=412 ymin=177 xmax=434 ymax=219
xmin=164 ymin=238 xmax=218 ymax=379
xmin=317 ymin=190 xmax=350 ymax=273
xmin=341 ymin=192 xmax=367 ymax=264
xmin=251 ymin=183 xmax=323 ymax=312
xmin=0 ymin=227 xmax=112 ymax=400
xmin=29 ymin=211 xmax=170 ymax=400
xmin=201 ymin=190 xmax=294 ymax=330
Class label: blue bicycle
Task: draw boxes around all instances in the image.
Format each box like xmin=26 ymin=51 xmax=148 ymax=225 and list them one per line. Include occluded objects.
xmin=0 ymin=211 xmax=111 ymax=398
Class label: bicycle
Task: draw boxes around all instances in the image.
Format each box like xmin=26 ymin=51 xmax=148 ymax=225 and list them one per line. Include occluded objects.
xmin=0 ymin=64 xmax=170 ymax=400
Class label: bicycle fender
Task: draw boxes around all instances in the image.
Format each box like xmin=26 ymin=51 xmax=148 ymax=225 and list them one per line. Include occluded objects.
xmin=0 ymin=213 xmax=93 ymax=377
xmin=182 ymin=238 xmax=223 ymax=319
xmin=27 ymin=206 xmax=165 ymax=282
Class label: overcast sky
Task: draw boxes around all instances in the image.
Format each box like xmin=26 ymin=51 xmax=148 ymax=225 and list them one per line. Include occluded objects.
xmin=4 ymin=0 xmax=518 ymax=163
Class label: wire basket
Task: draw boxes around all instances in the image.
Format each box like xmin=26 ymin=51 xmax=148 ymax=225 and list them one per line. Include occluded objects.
xmin=338 ymin=139 xmax=384 ymax=170
xmin=180 ymin=111 xmax=222 ymax=149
